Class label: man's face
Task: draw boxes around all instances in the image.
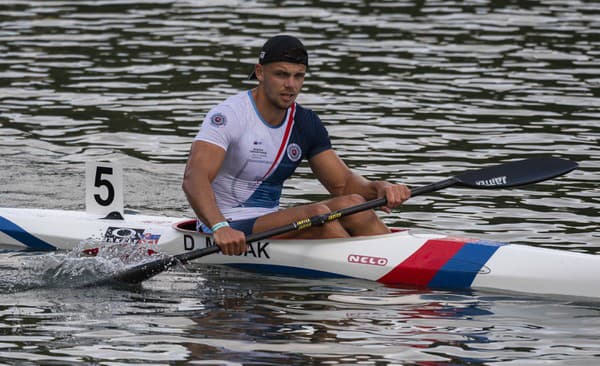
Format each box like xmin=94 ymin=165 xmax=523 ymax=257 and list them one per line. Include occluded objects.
xmin=257 ymin=61 xmax=306 ymax=110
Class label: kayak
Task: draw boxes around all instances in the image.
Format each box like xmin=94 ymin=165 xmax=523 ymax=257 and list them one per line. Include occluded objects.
xmin=1 ymin=206 xmax=599 ymax=300
xmin=1 ymin=157 xmax=591 ymax=298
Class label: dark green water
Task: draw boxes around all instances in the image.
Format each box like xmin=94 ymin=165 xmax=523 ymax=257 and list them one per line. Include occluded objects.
xmin=0 ymin=1 xmax=599 ymax=364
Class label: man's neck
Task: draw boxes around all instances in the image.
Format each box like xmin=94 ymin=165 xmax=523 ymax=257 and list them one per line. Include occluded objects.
xmin=251 ymin=88 xmax=288 ymax=127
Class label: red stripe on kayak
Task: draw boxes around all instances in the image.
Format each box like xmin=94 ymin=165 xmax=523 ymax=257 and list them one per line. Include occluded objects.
xmin=378 ymin=239 xmax=466 ymax=287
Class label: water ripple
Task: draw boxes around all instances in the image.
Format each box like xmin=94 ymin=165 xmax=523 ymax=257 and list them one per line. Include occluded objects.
xmin=0 ymin=0 xmax=599 ymax=364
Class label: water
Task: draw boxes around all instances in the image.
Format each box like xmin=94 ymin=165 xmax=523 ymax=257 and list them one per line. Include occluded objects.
xmin=0 ymin=0 xmax=599 ymax=364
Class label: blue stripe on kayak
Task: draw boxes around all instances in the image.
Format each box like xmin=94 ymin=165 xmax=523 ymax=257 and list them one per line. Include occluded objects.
xmin=227 ymin=263 xmax=349 ymax=279
xmin=0 ymin=216 xmax=57 ymax=251
xmin=428 ymin=240 xmax=505 ymax=289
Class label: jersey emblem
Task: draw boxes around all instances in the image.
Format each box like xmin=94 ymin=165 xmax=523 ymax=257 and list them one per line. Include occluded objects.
xmin=210 ymin=112 xmax=227 ymax=127
xmin=287 ymin=143 xmax=302 ymax=162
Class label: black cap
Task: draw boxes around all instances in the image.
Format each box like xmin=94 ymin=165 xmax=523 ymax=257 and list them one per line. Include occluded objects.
xmin=248 ymin=35 xmax=308 ymax=80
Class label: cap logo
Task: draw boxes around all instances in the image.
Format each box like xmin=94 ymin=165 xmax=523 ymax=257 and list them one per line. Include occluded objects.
xmin=210 ymin=112 xmax=227 ymax=127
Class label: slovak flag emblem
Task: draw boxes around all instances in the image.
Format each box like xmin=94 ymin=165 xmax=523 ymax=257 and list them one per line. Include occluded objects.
xmin=210 ymin=112 xmax=226 ymax=127
xmin=287 ymin=143 xmax=302 ymax=162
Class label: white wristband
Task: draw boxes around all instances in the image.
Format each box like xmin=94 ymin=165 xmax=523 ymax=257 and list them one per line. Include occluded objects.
xmin=211 ymin=221 xmax=230 ymax=232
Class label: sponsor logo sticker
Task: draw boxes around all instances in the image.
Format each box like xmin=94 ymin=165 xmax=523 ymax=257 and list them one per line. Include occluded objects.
xmin=348 ymin=254 xmax=388 ymax=266
xmin=103 ymin=227 xmax=161 ymax=245
xmin=142 ymin=232 xmax=161 ymax=245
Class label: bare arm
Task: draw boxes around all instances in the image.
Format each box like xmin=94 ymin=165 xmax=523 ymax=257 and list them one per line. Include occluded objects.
xmin=182 ymin=141 xmax=227 ymax=226
xmin=182 ymin=140 xmax=246 ymax=255
xmin=309 ymin=150 xmax=410 ymax=211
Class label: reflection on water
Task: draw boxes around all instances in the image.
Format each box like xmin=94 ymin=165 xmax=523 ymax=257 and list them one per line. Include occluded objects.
xmin=0 ymin=0 xmax=599 ymax=364
xmin=2 ymin=265 xmax=600 ymax=364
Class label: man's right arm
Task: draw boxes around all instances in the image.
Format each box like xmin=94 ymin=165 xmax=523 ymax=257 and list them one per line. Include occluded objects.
xmin=182 ymin=140 xmax=247 ymax=255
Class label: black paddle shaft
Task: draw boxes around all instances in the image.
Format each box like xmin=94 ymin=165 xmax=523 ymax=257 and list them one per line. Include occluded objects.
xmin=91 ymin=156 xmax=577 ymax=286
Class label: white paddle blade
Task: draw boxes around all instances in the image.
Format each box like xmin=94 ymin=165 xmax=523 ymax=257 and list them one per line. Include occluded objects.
xmin=85 ymin=161 xmax=124 ymax=217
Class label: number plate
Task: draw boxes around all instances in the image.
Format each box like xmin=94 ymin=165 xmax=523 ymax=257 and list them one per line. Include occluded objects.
xmin=85 ymin=161 xmax=124 ymax=217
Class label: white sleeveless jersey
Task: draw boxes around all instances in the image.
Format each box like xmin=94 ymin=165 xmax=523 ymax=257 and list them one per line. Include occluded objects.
xmin=195 ymin=90 xmax=331 ymax=221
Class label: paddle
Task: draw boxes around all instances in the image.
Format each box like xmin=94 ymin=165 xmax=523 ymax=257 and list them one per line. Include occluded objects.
xmin=90 ymin=156 xmax=577 ymax=286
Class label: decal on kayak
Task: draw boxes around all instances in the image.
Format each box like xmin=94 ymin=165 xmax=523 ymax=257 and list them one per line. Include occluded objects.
xmin=184 ymin=234 xmax=271 ymax=259
xmin=348 ymin=254 xmax=388 ymax=266
xmin=0 ymin=216 xmax=56 ymax=251
xmin=103 ymin=226 xmax=161 ymax=245
xmin=378 ymin=238 xmax=505 ymax=289
xmin=84 ymin=227 xmax=162 ymax=256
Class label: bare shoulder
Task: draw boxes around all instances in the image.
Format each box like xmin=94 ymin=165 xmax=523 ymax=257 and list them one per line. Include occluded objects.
xmin=185 ymin=141 xmax=227 ymax=176
xmin=190 ymin=140 xmax=226 ymax=156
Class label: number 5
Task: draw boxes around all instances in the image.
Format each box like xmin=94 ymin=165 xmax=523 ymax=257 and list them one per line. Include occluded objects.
xmin=94 ymin=166 xmax=115 ymax=206
xmin=85 ymin=162 xmax=124 ymax=217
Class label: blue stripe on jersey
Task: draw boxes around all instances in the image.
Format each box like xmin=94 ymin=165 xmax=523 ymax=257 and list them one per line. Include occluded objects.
xmin=239 ymin=181 xmax=283 ymax=208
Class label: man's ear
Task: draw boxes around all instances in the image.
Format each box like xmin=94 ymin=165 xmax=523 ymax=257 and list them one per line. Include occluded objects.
xmin=255 ymin=64 xmax=264 ymax=81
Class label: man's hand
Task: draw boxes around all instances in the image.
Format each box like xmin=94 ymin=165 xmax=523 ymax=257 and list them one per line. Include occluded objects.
xmin=377 ymin=182 xmax=411 ymax=213
xmin=213 ymin=226 xmax=248 ymax=255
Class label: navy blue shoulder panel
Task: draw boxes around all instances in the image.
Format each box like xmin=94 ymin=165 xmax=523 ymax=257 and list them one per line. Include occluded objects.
xmin=243 ymin=104 xmax=332 ymax=206
xmin=292 ymin=104 xmax=332 ymax=160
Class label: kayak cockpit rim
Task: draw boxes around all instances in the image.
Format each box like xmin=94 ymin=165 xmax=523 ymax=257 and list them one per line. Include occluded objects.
xmin=172 ymin=218 xmax=408 ymax=236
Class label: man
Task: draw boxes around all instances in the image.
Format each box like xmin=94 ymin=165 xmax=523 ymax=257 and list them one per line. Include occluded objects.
xmin=183 ymin=35 xmax=411 ymax=256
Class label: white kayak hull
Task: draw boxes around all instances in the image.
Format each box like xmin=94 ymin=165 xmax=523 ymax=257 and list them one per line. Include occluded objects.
xmin=1 ymin=207 xmax=599 ymax=300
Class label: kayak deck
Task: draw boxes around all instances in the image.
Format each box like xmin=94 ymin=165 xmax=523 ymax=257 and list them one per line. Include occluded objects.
xmin=1 ymin=207 xmax=599 ymax=300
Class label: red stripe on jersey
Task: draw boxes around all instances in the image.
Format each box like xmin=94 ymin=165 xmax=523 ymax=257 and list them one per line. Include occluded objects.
xmin=262 ymin=103 xmax=296 ymax=179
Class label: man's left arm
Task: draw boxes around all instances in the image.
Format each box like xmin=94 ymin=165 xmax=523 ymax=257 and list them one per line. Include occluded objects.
xmin=308 ymin=150 xmax=411 ymax=211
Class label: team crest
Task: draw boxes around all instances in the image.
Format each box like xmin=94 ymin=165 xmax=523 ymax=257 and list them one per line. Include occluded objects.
xmin=287 ymin=143 xmax=302 ymax=162
xmin=210 ymin=112 xmax=227 ymax=127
